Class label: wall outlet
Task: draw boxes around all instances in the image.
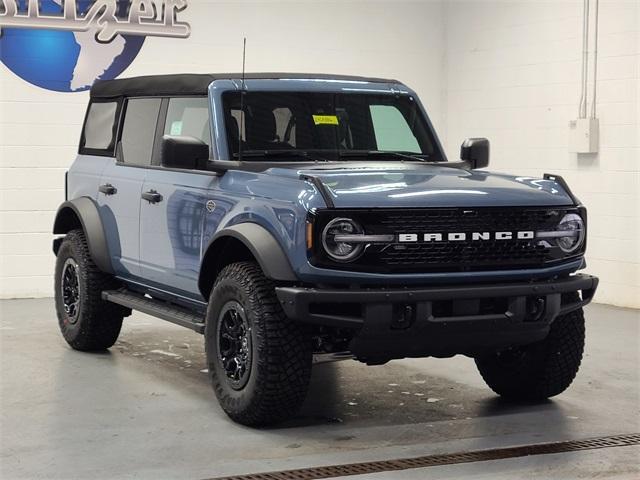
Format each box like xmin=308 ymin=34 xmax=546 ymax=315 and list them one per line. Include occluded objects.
xmin=569 ymin=118 xmax=599 ymax=153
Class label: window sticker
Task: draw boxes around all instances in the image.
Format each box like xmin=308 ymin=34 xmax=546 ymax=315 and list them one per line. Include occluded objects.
xmin=170 ymin=120 xmax=183 ymax=135
xmin=312 ymin=115 xmax=339 ymax=125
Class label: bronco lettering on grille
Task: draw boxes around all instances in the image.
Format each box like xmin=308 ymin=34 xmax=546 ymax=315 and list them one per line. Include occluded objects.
xmin=398 ymin=231 xmax=535 ymax=242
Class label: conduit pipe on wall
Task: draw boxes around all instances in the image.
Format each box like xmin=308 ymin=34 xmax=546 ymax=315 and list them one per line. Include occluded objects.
xmin=590 ymin=0 xmax=599 ymax=119
xmin=578 ymin=0 xmax=600 ymax=119
xmin=570 ymin=0 xmax=599 ymax=153
xmin=579 ymin=0 xmax=589 ymax=119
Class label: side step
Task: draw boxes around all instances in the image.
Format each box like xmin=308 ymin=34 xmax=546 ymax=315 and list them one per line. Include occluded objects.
xmin=102 ymin=290 xmax=206 ymax=334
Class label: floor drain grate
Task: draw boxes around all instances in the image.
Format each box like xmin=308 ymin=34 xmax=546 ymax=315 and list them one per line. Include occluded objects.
xmin=206 ymin=433 xmax=640 ymax=480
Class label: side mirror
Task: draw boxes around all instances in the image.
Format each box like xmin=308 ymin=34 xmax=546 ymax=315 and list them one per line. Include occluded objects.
xmin=160 ymin=135 xmax=209 ymax=170
xmin=460 ymin=138 xmax=490 ymax=169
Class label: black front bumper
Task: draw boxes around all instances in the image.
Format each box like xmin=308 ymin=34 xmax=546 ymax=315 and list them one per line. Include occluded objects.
xmin=276 ymin=274 xmax=598 ymax=362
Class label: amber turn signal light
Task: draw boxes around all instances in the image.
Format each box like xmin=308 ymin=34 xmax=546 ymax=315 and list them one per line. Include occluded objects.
xmin=306 ymin=221 xmax=313 ymax=250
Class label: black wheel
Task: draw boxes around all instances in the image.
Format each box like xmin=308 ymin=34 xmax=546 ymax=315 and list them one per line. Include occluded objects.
xmin=205 ymin=262 xmax=312 ymax=426
xmin=475 ymin=301 xmax=585 ymax=400
xmin=54 ymin=229 xmax=125 ymax=351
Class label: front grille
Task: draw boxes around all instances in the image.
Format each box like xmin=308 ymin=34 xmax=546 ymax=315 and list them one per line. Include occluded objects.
xmin=379 ymin=241 xmax=549 ymax=270
xmin=312 ymin=207 xmax=581 ymax=273
xmin=378 ymin=209 xmax=560 ymax=233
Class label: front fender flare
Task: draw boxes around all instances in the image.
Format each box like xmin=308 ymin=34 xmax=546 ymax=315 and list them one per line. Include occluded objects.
xmin=53 ymin=197 xmax=114 ymax=274
xmin=199 ymin=223 xmax=297 ymax=295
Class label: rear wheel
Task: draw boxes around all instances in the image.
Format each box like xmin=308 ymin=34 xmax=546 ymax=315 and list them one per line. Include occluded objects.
xmin=54 ymin=229 xmax=125 ymax=351
xmin=475 ymin=300 xmax=585 ymax=400
xmin=205 ymin=262 xmax=312 ymax=426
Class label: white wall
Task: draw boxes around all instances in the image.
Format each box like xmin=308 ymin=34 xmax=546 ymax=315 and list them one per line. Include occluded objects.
xmin=1 ymin=0 xmax=638 ymax=308
xmin=443 ymin=0 xmax=639 ymax=308
xmin=0 ymin=0 xmax=447 ymax=298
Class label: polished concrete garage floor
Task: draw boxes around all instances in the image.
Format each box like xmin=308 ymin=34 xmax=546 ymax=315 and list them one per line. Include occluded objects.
xmin=1 ymin=298 xmax=638 ymax=479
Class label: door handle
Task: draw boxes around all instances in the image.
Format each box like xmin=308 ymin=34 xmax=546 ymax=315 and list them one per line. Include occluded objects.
xmin=141 ymin=190 xmax=163 ymax=204
xmin=99 ymin=183 xmax=117 ymax=195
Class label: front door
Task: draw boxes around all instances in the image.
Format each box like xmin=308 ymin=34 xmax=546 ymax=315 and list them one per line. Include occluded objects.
xmin=97 ymin=97 xmax=161 ymax=280
xmin=139 ymin=97 xmax=214 ymax=299
xmin=139 ymin=170 xmax=216 ymax=299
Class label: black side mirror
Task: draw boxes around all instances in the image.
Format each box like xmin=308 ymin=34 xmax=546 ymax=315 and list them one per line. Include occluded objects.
xmin=160 ymin=135 xmax=209 ymax=170
xmin=460 ymin=138 xmax=490 ymax=169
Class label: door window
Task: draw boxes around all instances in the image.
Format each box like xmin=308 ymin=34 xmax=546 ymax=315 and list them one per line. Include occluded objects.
xmin=369 ymin=105 xmax=421 ymax=153
xmin=164 ymin=97 xmax=210 ymax=146
xmin=120 ymin=98 xmax=161 ymax=166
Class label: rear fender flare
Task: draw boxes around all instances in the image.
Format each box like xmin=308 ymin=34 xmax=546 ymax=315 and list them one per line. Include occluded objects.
xmin=53 ymin=197 xmax=114 ymax=274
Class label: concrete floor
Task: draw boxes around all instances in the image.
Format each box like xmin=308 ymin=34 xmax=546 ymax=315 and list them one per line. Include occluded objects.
xmin=0 ymin=299 xmax=638 ymax=479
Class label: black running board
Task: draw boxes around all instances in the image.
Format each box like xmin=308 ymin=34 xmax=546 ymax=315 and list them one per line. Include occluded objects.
xmin=102 ymin=290 xmax=205 ymax=334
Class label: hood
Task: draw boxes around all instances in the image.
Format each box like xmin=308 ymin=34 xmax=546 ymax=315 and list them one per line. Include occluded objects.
xmin=272 ymin=163 xmax=574 ymax=208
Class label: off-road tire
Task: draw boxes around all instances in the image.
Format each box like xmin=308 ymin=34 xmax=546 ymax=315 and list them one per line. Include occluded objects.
xmin=205 ymin=262 xmax=312 ymax=427
xmin=475 ymin=299 xmax=585 ymax=400
xmin=54 ymin=229 xmax=124 ymax=351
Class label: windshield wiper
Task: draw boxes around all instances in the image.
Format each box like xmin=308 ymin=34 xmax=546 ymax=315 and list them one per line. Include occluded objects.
xmin=338 ymin=150 xmax=430 ymax=162
xmin=233 ymin=149 xmax=430 ymax=163
xmin=233 ymin=149 xmax=329 ymax=162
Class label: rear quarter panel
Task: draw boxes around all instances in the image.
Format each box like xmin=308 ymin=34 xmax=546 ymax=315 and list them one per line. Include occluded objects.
xmin=66 ymin=154 xmax=113 ymax=200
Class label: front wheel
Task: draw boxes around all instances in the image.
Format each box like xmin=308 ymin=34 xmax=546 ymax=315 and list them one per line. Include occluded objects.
xmin=475 ymin=303 xmax=585 ymax=400
xmin=205 ymin=262 xmax=312 ymax=426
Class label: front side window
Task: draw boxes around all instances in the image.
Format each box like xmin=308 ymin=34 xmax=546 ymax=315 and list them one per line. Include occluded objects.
xmin=370 ymin=104 xmax=421 ymax=153
xmin=81 ymin=101 xmax=119 ymax=153
xmin=120 ymin=98 xmax=161 ymax=166
xmin=164 ymin=97 xmax=211 ymax=146
xmin=222 ymin=91 xmax=441 ymax=162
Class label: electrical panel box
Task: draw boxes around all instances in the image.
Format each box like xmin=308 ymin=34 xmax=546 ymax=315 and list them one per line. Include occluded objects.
xmin=569 ymin=118 xmax=599 ymax=153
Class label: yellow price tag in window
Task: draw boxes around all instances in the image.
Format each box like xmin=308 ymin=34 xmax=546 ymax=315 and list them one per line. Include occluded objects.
xmin=312 ymin=115 xmax=339 ymax=125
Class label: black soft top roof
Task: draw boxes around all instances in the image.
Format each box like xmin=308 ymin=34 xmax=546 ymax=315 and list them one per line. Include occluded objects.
xmin=90 ymin=73 xmax=402 ymax=99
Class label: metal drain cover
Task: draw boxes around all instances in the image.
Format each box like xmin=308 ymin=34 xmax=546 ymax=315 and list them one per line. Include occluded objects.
xmin=206 ymin=433 xmax=640 ymax=480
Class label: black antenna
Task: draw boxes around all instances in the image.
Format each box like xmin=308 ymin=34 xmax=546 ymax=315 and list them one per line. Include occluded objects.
xmin=238 ymin=37 xmax=246 ymax=162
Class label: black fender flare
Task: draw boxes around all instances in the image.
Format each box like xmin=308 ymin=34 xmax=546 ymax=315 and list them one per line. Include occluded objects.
xmin=53 ymin=197 xmax=114 ymax=274
xmin=199 ymin=223 xmax=297 ymax=296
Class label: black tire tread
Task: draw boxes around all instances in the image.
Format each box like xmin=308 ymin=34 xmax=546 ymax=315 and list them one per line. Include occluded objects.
xmin=475 ymin=299 xmax=585 ymax=400
xmin=206 ymin=262 xmax=311 ymax=426
xmin=55 ymin=229 xmax=124 ymax=351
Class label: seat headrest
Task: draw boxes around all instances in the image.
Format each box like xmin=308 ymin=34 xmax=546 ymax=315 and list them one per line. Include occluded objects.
xmin=225 ymin=115 xmax=240 ymax=154
xmin=245 ymin=107 xmax=277 ymax=147
xmin=228 ymin=115 xmax=239 ymax=140
xmin=201 ymin=120 xmax=211 ymax=145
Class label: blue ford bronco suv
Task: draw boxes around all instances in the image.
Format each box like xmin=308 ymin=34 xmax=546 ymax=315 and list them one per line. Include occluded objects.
xmin=53 ymin=73 xmax=598 ymax=426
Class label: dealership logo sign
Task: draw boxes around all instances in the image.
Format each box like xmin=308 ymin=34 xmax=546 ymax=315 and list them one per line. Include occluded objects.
xmin=0 ymin=0 xmax=191 ymax=92
xmin=0 ymin=0 xmax=189 ymax=42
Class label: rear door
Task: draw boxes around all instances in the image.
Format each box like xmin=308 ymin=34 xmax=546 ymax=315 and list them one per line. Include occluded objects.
xmin=139 ymin=97 xmax=214 ymax=299
xmin=97 ymin=97 xmax=161 ymax=279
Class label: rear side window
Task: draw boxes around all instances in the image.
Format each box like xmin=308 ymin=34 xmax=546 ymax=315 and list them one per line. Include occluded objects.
xmin=120 ymin=98 xmax=161 ymax=166
xmin=80 ymin=101 xmax=119 ymax=154
xmin=164 ymin=97 xmax=210 ymax=146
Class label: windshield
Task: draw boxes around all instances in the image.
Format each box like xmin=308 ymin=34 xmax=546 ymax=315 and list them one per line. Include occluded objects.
xmin=222 ymin=91 xmax=443 ymax=161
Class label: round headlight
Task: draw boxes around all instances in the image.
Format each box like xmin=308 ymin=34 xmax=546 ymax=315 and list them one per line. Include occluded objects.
xmin=322 ymin=218 xmax=365 ymax=262
xmin=556 ymin=213 xmax=585 ymax=253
